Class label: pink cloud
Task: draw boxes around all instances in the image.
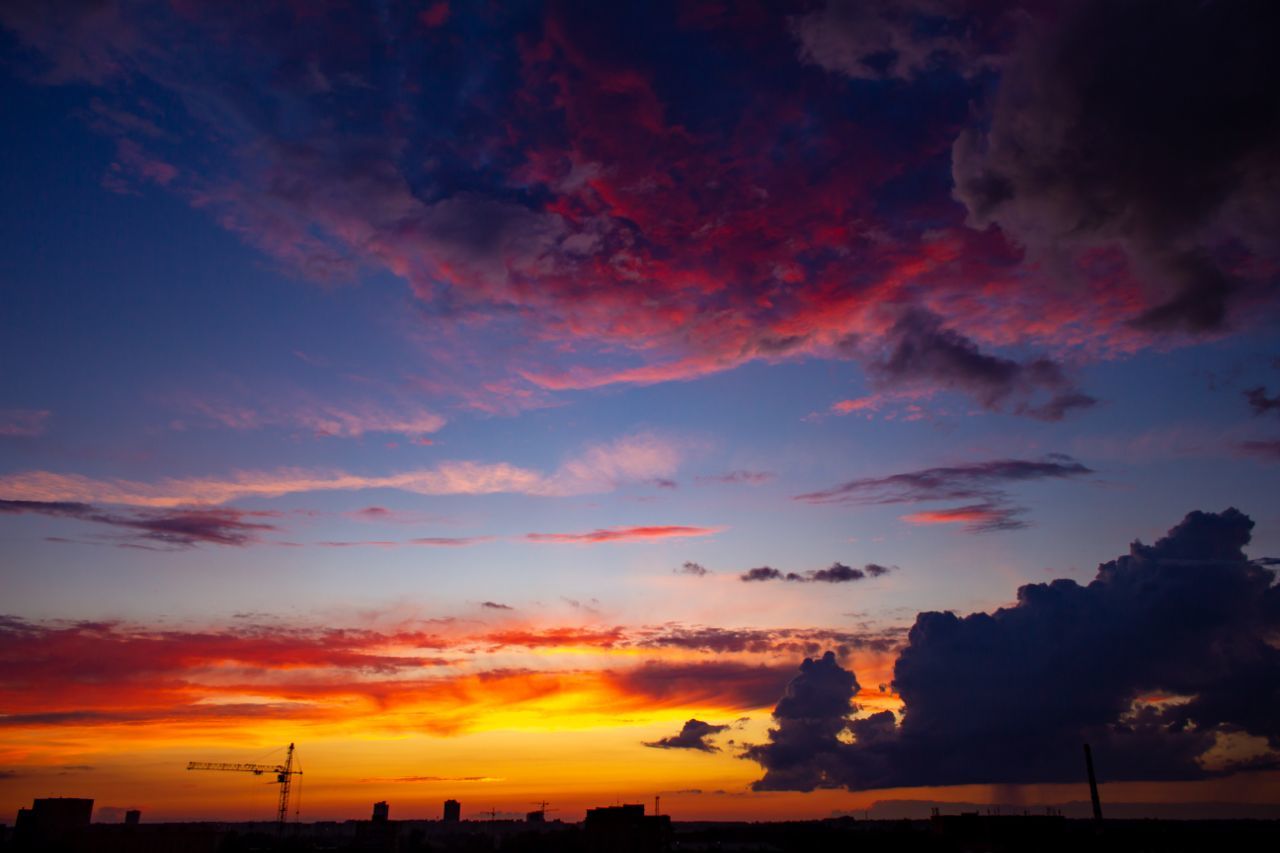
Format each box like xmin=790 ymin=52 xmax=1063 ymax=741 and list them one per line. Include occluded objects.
xmin=525 ymin=525 xmax=725 ymax=544
xmin=0 ymin=433 xmax=681 ymax=507
xmin=179 ymin=395 xmax=446 ymax=439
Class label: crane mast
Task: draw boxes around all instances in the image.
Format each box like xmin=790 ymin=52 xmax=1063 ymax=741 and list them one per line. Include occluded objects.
xmin=187 ymin=742 xmax=301 ymax=831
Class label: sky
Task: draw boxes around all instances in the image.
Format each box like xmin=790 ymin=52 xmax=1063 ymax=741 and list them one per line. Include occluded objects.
xmin=1 ymin=0 xmax=1279 ymax=824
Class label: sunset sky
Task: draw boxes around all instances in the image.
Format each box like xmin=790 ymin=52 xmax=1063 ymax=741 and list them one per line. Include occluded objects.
xmin=2 ymin=0 xmax=1279 ymax=824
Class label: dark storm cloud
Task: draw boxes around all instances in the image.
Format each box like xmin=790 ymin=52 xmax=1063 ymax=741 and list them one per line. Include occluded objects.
xmin=644 ymin=718 xmax=730 ymax=752
xmin=864 ymin=309 xmax=1097 ymax=421
xmin=1245 ymin=387 xmax=1280 ymax=416
xmin=0 ymin=499 xmax=278 ymax=548
xmin=746 ymin=509 xmax=1280 ymax=790
xmin=795 ymin=455 xmax=1091 ymax=532
xmin=676 ymin=561 xmax=710 ymax=577
xmin=952 ymin=0 xmax=1280 ymax=335
xmin=738 ymin=563 xmax=894 ymax=584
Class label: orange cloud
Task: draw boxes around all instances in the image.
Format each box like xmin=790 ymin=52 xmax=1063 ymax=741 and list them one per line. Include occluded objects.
xmin=900 ymin=505 xmax=1004 ymax=526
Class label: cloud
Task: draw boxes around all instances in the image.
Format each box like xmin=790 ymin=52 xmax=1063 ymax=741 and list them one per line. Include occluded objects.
xmin=525 ymin=525 xmax=724 ymax=544
xmin=0 ymin=499 xmax=279 ymax=549
xmin=695 ymin=470 xmax=775 ymax=486
xmin=952 ymin=0 xmax=1280 ymax=335
xmin=644 ymin=718 xmax=730 ymax=752
xmin=900 ymin=502 xmax=1024 ymax=533
xmin=1246 ymin=387 xmax=1280 ymax=416
xmin=5 ymin=0 xmax=1259 ymax=423
xmin=741 ymin=567 xmax=783 ymax=582
xmin=314 ymin=536 xmax=492 ymax=548
xmin=790 ymin=0 xmax=988 ymax=81
xmin=181 ymin=396 xmax=447 ymax=439
xmin=637 ymin=625 xmax=906 ymax=658
xmin=0 ymin=408 xmax=50 ymax=437
xmin=746 ymin=509 xmax=1280 ymax=790
xmin=480 ymin=601 xmax=513 ymax=610
xmin=676 ymin=561 xmax=710 ymax=576
xmin=1235 ymin=440 xmax=1280 ymax=461
xmin=796 ymin=455 xmax=1092 ymax=532
xmin=0 ymin=433 xmax=680 ymax=507
xmin=607 ymin=660 xmax=795 ymax=713
xmin=859 ymin=309 xmax=1097 ymax=421
xmin=739 ymin=563 xmax=893 ymax=583
xmin=0 ymin=614 xmax=903 ymax=739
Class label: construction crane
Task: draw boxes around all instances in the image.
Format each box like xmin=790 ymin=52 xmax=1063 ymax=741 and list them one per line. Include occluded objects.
xmin=187 ymin=742 xmax=301 ymax=831
xmin=527 ymin=801 xmax=559 ymax=823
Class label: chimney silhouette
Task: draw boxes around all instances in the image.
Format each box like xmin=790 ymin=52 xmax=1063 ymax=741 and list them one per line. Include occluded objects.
xmin=1083 ymin=743 xmax=1103 ymax=821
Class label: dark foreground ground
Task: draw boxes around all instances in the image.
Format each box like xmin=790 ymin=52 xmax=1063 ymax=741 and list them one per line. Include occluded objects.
xmin=4 ymin=814 xmax=1280 ymax=853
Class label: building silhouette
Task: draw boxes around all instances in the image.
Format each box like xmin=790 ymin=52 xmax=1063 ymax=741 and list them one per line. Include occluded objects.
xmin=371 ymin=801 xmax=389 ymax=823
xmin=442 ymin=799 xmax=461 ymax=822
xmin=584 ymin=804 xmax=670 ymax=853
xmin=123 ymin=810 xmax=141 ymax=827
xmin=13 ymin=797 xmax=93 ymax=849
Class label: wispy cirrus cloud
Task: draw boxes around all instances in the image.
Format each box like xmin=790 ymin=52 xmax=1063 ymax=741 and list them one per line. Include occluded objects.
xmin=0 ymin=408 xmax=50 ymax=437
xmin=525 ymin=525 xmax=724 ymax=544
xmin=695 ymin=470 xmax=775 ymax=486
xmin=0 ymin=433 xmax=680 ymax=507
xmin=179 ymin=396 xmax=447 ymax=440
xmin=1234 ymin=439 xmax=1280 ymax=461
xmin=313 ymin=536 xmax=493 ymax=549
xmin=796 ymin=455 xmax=1093 ymax=532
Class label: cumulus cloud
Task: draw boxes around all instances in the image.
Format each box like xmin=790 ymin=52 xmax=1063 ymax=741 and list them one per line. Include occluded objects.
xmin=739 ymin=563 xmax=893 ymax=583
xmin=796 ymin=455 xmax=1092 ymax=532
xmin=746 ymin=509 xmax=1280 ymax=790
xmin=0 ymin=499 xmax=278 ymax=549
xmin=952 ymin=0 xmax=1280 ymax=335
xmin=676 ymin=561 xmax=710 ymax=576
xmin=645 ymin=718 xmax=730 ymax=752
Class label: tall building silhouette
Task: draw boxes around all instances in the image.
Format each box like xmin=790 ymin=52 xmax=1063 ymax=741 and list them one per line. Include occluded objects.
xmin=443 ymin=799 xmax=461 ymax=822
